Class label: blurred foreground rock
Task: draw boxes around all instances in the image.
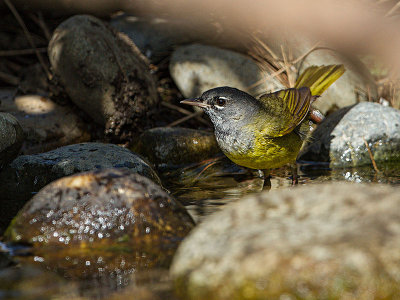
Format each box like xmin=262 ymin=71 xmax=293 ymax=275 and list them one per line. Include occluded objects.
xmin=171 ymin=182 xmax=400 ymax=300
xmin=0 ymin=265 xmax=80 ymax=300
xmin=48 ymin=15 xmax=158 ymax=141
xmin=5 ymin=168 xmax=194 ymax=248
xmin=0 ymin=143 xmax=160 ymax=232
xmin=1 ymin=93 xmax=90 ymax=154
xmin=0 ymin=112 xmax=23 ymax=169
xmin=133 ymin=127 xmax=220 ymax=168
xmin=299 ymin=102 xmax=400 ymax=167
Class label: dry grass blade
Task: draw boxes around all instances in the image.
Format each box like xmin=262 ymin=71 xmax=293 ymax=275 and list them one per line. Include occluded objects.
xmin=281 ymin=45 xmax=295 ymax=87
xmin=252 ymin=36 xmax=280 ymax=61
xmin=161 ymin=101 xmax=210 ymax=126
xmin=249 ymin=36 xmax=321 ymax=93
xmin=248 ymin=37 xmax=288 ymax=90
xmin=4 ymin=0 xmax=51 ymax=80
xmin=161 ymin=101 xmax=194 ymax=115
xmin=290 ymin=42 xmax=321 ymax=66
xmin=363 ymin=137 xmax=380 ymax=173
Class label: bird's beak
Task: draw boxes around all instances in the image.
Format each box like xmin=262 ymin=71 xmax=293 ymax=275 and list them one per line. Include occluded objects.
xmin=180 ymin=98 xmax=210 ymax=109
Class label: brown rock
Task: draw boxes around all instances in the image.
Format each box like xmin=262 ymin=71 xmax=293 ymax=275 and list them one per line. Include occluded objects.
xmin=48 ymin=15 xmax=158 ymax=141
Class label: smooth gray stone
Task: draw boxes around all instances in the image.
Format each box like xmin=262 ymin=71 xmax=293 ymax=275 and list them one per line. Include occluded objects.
xmin=299 ymin=102 xmax=400 ymax=167
xmin=170 ymin=43 xmax=285 ymax=99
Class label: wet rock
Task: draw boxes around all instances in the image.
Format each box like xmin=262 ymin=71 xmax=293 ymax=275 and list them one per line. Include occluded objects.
xmin=0 ymin=93 xmax=90 ymax=154
xmin=133 ymin=127 xmax=220 ymax=168
xmin=308 ymin=164 xmax=400 ymax=185
xmin=0 ymin=112 xmax=23 ymax=168
xmin=5 ymin=168 xmax=194 ymax=248
xmin=110 ymin=15 xmax=191 ymax=63
xmin=0 ymin=265 xmax=79 ymax=299
xmin=0 ymin=143 xmax=160 ymax=232
xmin=48 ymin=15 xmax=158 ymax=141
xmin=18 ymin=245 xmax=175 ymax=298
xmin=171 ymin=183 xmax=400 ymax=300
xmin=170 ymin=44 xmax=284 ymax=99
xmin=299 ymin=102 xmax=400 ymax=167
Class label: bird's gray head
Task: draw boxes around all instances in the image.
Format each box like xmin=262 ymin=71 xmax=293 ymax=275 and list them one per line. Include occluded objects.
xmin=180 ymin=87 xmax=260 ymax=127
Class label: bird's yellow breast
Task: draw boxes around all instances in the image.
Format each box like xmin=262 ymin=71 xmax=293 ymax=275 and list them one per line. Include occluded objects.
xmin=222 ymin=131 xmax=302 ymax=170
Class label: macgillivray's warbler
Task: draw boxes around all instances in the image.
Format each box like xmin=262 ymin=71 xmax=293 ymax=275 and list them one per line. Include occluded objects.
xmin=180 ymin=64 xmax=345 ymax=185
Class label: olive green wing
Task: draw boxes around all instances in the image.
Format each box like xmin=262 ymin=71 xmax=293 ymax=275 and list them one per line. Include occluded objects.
xmin=256 ymin=64 xmax=345 ymax=138
xmin=257 ymin=87 xmax=312 ymax=137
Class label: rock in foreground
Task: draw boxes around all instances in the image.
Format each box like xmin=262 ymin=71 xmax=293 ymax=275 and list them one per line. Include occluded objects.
xmin=171 ymin=183 xmax=400 ymax=300
xmin=5 ymin=168 xmax=194 ymax=247
xmin=299 ymin=102 xmax=400 ymax=167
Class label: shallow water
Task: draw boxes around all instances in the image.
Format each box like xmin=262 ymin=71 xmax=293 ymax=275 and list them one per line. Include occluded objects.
xmin=2 ymin=160 xmax=400 ymax=299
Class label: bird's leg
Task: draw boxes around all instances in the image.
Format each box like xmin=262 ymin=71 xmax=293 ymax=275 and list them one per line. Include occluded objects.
xmin=259 ymin=169 xmax=271 ymax=190
xmin=290 ymin=163 xmax=298 ymax=185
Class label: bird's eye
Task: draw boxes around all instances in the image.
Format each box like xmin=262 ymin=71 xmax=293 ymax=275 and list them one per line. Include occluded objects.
xmin=216 ymin=97 xmax=226 ymax=106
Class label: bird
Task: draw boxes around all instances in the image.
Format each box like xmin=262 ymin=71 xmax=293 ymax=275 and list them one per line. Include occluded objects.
xmin=180 ymin=64 xmax=345 ymax=186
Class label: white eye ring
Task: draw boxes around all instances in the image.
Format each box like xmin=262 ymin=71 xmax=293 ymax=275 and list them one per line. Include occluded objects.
xmin=214 ymin=96 xmax=227 ymax=109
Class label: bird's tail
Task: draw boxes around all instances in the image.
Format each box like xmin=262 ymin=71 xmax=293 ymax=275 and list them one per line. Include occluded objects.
xmin=294 ymin=64 xmax=345 ymax=96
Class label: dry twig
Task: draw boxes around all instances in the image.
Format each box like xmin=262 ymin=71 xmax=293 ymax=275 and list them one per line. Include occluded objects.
xmin=30 ymin=12 xmax=51 ymax=41
xmin=249 ymin=37 xmax=320 ymax=92
xmin=161 ymin=101 xmax=210 ymax=126
xmin=167 ymin=110 xmax=204 ymax=127
xmin=0 ymin=71 xmax=19 ymax=85
xmin=4 ymin=0 xmax=51 ymax=80
xmin=0 ymin=48 xmax=47 ymax=57
xmin=363 ymin=137 xmax=380 ymax=173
